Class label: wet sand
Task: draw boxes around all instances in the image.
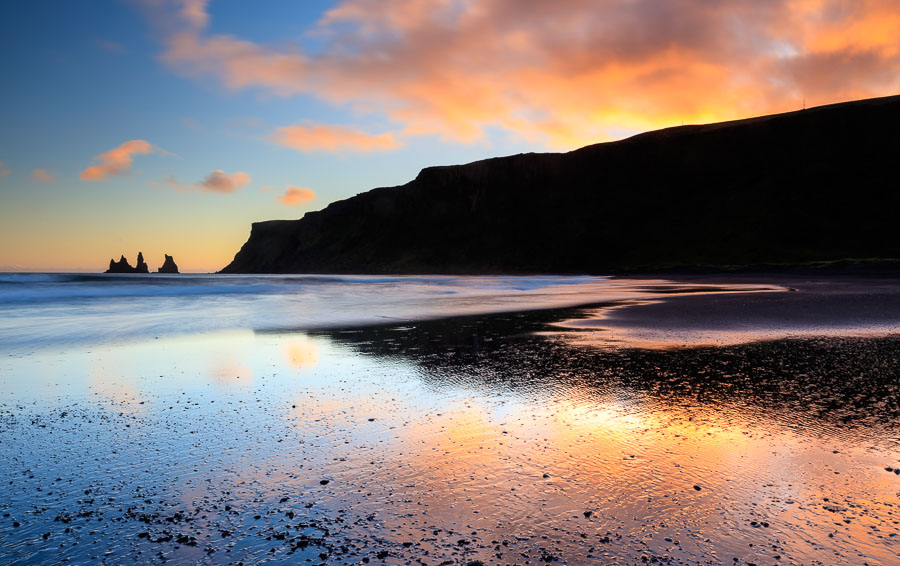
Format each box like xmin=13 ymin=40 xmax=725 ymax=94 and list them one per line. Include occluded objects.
xmin=1 ymin=274 xmax=899 ymax=565
xmin=556 ymin=273 xmax=900 ymax=348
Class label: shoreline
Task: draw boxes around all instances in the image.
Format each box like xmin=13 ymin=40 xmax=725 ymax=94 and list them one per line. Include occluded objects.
xmin=2 ymin=273 xmax=899 ymax=564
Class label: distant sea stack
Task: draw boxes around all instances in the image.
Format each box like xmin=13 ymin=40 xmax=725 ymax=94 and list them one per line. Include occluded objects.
xmin=157 ymin=254 xmax=180 ymax=274
xmin=222 ymin=95 xmax=900 ymax=274
xmin=106 ymin=252 xmax=150 ymax=274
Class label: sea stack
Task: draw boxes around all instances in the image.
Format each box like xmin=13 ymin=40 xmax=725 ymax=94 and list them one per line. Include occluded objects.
xmin=135 ymin=252 xmax=149 ymax=274
xmin=157 ymin=254 xmax=180 ymax=274
xmin=105 ymin=252 xmax=151 ymax=274
xmin=106 ymin=255 xmax=134 ymax=273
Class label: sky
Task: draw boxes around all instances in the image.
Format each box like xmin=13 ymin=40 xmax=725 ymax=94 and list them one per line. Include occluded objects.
xmin=1 ymin=0 xmax=899 ymax=272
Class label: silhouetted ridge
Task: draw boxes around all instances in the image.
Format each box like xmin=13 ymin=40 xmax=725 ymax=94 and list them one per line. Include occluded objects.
xmin=221 ymin=95 xmax=900 ymax=274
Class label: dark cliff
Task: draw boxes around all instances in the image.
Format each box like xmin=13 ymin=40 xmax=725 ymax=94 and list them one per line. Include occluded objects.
xmin=222 ymin=95 xmax=900 ymax=274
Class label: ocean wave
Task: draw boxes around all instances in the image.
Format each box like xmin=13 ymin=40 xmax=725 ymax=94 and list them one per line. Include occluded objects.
xmin=0 ymin=273 xmax=607 ymax=304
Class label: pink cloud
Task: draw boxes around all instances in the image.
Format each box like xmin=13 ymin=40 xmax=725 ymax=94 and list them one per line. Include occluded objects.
xmin=271 ymin=123 xmax=400 ymax=153
xmin=180 ymin=0 xmax=209 ymax=30
xmin=276 ymin=186 xmax=316 ymax=206
xmin=31 ymin=169 xmax=55 ymax=182
xmin=155 ymin=0 xmax=900 ymax=149
xmin=0 ymin=163 xmax=9 ymax=178
xmin=166 ymin=169 xmax=251 ymax=193
xmin=80 ymin=140 xmax=159 ymax=181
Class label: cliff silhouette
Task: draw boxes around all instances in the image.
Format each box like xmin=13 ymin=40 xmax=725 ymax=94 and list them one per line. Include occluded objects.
xmin=221 ymin=95 xmax=900 ymax=274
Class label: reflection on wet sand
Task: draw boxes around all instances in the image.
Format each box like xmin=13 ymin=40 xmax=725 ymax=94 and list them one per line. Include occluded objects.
xmin=555 ymin=275 xmax=900 ymax=349
xmin=1 ymin=280 xmax=899 ymax=564
xmin=308 ymin=314 xmax=900 ymax=563
xmin=285 ymin=336 xmax=319 ymax=368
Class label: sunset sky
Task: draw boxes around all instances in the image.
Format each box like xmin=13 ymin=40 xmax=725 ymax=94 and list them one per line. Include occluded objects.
xmin=2 ymin=0 xmax=899 ymax=272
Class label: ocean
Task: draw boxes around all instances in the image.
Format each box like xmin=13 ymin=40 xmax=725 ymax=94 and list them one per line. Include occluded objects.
xmin=0 ymin=272 xmax=729 ymax=351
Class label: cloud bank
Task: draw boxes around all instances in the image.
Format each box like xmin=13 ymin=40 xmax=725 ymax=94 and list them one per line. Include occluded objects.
xmin=32 ymin=169 xmax=55 ymax=183
xmin=81 ymin=140 xmax=159 ymax=181
xmin=276 ymin=186 xmax=316 ymax=206
xmin=155 ymin=0 xmax=900 ymax=149
xmin=272 ymin=123 xmax=400 ymax=153
xmin=167 ymin=169 xmax=251 ymax=193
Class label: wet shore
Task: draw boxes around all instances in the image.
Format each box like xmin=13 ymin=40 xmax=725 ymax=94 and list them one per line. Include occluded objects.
xmin=1 ymin=274 xmax=899 ymax=565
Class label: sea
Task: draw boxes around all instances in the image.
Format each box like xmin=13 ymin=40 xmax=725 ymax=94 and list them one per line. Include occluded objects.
xmin=1 ymin=272 xmax=898 ymax=564
xmin=0 ymin=272 xmax=713 ymax=351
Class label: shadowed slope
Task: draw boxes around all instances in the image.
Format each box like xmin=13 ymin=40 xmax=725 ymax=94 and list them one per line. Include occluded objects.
xmin=222 ymin=95 xmax=900 ymax=274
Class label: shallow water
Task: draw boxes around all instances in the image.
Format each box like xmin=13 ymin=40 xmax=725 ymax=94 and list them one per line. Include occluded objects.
xmin=0 ymin=273 xmax=778 ymax=350
xmin=1 ymin=275 xmax=899 ymax=565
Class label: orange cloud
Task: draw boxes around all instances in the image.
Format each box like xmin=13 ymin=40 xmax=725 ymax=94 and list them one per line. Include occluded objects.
xmin=271 ymin=123 xmax=400 ymax=153
xmin=166 ymin=169 xmax=251 ymax=193
xmin=0 ymin=163 xmax=9 ymax=178
xmin=180 ymin=0 xmax=209 ymax=30
xmin=276 ymin=186 xmax=316 ymax=206
xmin=157 ymin=0 xmax=900 ymax=149
xmin=80 ymin=140 xmax=159 ymax=181
xmin=31 ymin=169 xmax=55 ymax=183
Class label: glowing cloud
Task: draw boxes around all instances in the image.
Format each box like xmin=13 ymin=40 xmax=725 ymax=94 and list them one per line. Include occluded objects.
xmin=0 ymin=163 xmax=9 ymax=178
xmin=31 ymin=169 xmax=55 ymax=183
xmin=276 ymin=186 xmax=316 ymax=206
xmin=80 ymin=140 xmax=159 ymax=181
xmin=156 ymin=0 xmax=900 ymax=149
xmin=271 ymin=123 xmax=400 ymax=153
xmin=180 ymin=0 xmax=209 ymax=30
xmin=166 ymin=169 xmax=251 ymax=193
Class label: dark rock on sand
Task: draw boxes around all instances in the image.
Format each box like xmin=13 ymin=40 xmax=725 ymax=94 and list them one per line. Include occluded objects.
xmin=222 ymin=94 xmax=900 ymax=274
xmin=157 ymin=254 xmax=179 ymax=274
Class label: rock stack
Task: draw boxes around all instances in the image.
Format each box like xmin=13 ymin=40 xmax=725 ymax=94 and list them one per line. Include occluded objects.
xmin=104 ymin=252 xmax=151 ymax=274
xmin=157 ymin=254 xmax=180 ymax=274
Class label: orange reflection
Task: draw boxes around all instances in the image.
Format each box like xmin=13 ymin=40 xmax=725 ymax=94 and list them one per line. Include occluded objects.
xmin=210 ymin=356 xmax=253 ymax=386
xmin=285 ymin=337 xmax=319 ymax=369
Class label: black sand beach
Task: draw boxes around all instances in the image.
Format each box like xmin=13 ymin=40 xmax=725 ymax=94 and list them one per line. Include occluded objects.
xmin=1 ymin=273 xmax=898 ymax=565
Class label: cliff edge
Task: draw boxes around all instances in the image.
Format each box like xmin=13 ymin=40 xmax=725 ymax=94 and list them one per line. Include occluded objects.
xmin=222 ymin=95 xmax=900 ymax=274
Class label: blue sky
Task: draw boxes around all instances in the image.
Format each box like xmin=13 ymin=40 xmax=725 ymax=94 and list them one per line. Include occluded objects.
xmin=1 ymin=0 xmax=898 ymax=271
